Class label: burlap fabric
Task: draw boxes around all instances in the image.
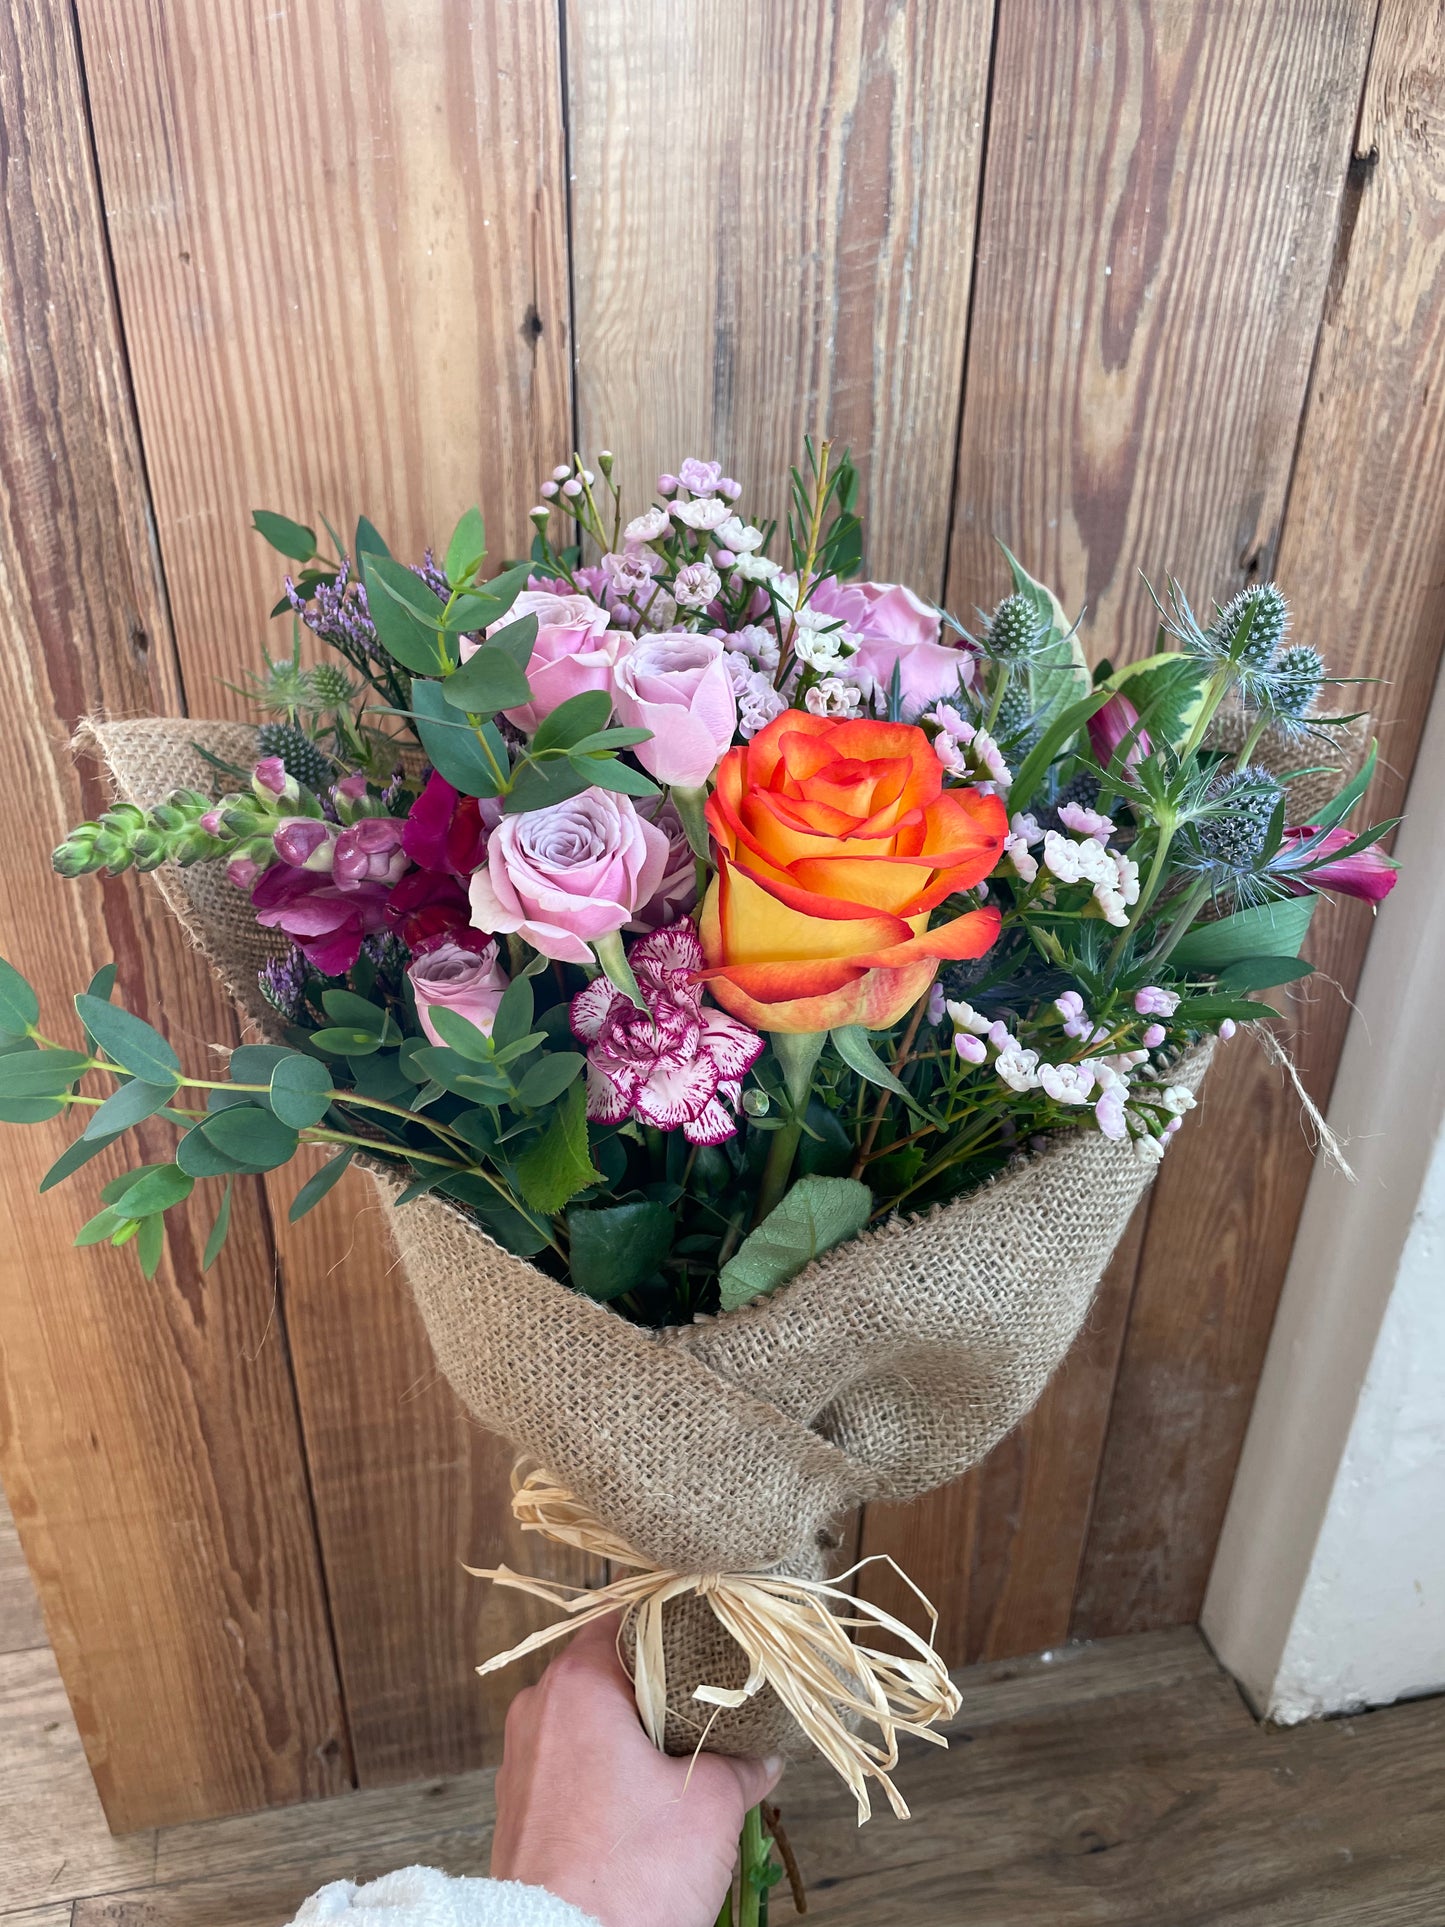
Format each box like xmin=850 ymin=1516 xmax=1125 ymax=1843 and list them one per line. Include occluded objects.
xmin=83 ymin=715 xmax=1210 ymax=1756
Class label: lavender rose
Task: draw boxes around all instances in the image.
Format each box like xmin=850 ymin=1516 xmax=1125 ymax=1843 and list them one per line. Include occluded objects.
xmin=468 ymin=787 xmax=670 ymax=965
xmin=809 ymin=576 xmax=975 ymax=722
xmin=470 ymin=588 xmax=620 ymax=735
xmin=610 ymin=633 xmax=738 ymax=789
xmin=407 ymin=938 xmax=509 ymax=1046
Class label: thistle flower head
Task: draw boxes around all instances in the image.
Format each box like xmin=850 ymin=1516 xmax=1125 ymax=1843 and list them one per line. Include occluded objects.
xmin=257 ymin=719 xmax=333 ymax=793
xmin=1264 ymin=644 xmax=1325 ymax=726
xmin=305 ymin=661 xmax=362 ymax=710
xmin=984 ymin=593 xmax=1047 ymax=661
xmin=1208 ymin=583 xmax=1288 ymax=674
xmin=1185 ymin=765 xmax=1284 ymax=873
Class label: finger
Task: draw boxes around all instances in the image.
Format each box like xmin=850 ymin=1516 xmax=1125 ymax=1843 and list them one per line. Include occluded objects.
xmin=721 ymin=1750 xmax=784 ymax=1810
xmin=561 ymin=1609 xmax=628 ymax=1676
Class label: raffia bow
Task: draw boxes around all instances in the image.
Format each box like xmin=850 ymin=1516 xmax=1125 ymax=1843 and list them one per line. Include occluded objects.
xmin=467 ymin=1465 xmax=962 ymax=1823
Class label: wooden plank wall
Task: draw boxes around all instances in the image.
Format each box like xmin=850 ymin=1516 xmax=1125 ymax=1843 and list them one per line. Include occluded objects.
xmin=0 ymin=0 xmax=1441 ymax=1828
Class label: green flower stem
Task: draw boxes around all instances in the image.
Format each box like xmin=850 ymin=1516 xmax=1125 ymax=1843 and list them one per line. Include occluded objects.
xmin=984 ymin=661 xmax=1011 ymax=735
xmin=754 ymin=1029 xmax=826 ymax=1224
xmin=1234 ymin=711 xmax=1271 ymax=771
xmin=670 ymin=784 xmax=712 ymax=861
xmin=738 ymin=1804 xmax=768 ymax=1927
xmin=1177 ymin=664 xmax=1233 ymax=765
xmin=1140 ymin=875 xmax=1214 ymax=972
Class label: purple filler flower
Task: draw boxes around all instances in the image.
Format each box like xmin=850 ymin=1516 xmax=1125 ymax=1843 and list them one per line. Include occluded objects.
xmin=570 ymin=921 xmax=763 ymax=1145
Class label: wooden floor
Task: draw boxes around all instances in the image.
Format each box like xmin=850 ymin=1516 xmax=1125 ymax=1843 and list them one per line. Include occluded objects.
xmin=2 ymin=1491 xmax=1441 ymax=1926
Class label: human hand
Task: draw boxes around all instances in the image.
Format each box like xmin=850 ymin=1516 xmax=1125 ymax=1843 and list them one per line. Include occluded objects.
xmin=490 ymin=1614 xmax=783 ymax=1927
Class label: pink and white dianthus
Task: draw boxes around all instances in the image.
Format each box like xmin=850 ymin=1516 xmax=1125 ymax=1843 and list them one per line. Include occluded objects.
xmin=570 ymin=921 xmax=763 ymax=1145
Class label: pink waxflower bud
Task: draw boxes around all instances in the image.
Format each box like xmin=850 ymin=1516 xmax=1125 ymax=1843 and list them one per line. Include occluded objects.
xmin=1142 ymin=1022 xmax=1166 ymax=1049
xmin=1219 ymin=1018 xmax=1238 ymax=1041
xmin=955 ymin=1033 xmax=987 ymax=1065
xmin=1087 ymin=692 xmax=1151 ymax=777
xmin=712 ymin=548 xmax=736 ymax=568
xmin=1134 ymin=985 xmax=1180 ymax=1017
xmin=274 ymin=817 xmax=338 ymax=872
xmin=332 ymin=817 xmax=408 ymax=888
xmin=719 ymin=477 xmax=742 ymax=500
xmin=551 ymin=465 xmax=572 ymax=482
xmin=539 ymin=480 xmax=559 ymax=499
xmin=656 ymin=473 xmax=679 ymax=497
xmin=252 ymin=756 xmax=300 ymax=804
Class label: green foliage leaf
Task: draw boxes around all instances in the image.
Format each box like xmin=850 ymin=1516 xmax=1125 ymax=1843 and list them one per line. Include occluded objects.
xmin=443 ymin=562 xmax=530 ymax=632
xmin=228 ymin=1043 xmax=299 ymax=1084
xmin=1171 ymin=895 xmax=1316 ymax=970
xmin=531 ymin=690 xmax=614 ymax=756
xmin=74 ymin=993 xmax=180 ymax=1084
xmin=74 ymin=1204 xmax=127 ymax=1247
xmin=1218 ymin=956 xmax=1316 ymax=994
xmin=354 ymin=514 xmax=390 ymax=560
xmin=41 ymin=1129 xmax=124 ymax=1191
xmin=0 ymin=958 xmax=40 ymax=1039
xmin=409 ymin=678 xmax=506 ymax=797
xmin=0 ymin=1047 xmax=91 ymax=1097
xmin=202 ymin=1178 xmax=233 ymax=1271
xmin=998 ymin=541 xmax=1091 ymax=723
xmin=177 ymin=1122 xmax=259 ymax=1177
xmin=251 ymin=509 xmax=316 ymax=563
xmin=409 ymin=1045 xmax=509 ymax=1103
xmin=1007 ymin=689 xmax=1113 ymax=814
xmin=1173 ymin=994 xmax=1282 ymax=1027
xmin=269 ymin=1053 xmax=335 ymax=1127
xmin=718 ymin=1175 xmax=872 ymax=1311
xmin=444 ymin=506 xmax=487 ymax=587
xmin=310 ymin=1026 xmax=382 ymax=1057
xmin=574 ymin=756 xmax=660 ymax=799
xmin=566 ymin=1199 xmax=674 ymax=1301
xmin=1312 ymin=740 xmax=1377 ymax=832
xmin=514 ymin=1051 xmax=584 ymax=1108
xmin=491 ymin=974 xmax=535 ymax=1051
xmin=289 ymin=1148 xmax=354 ymax=1221
xmin=829 ymin=1027 xmax=921 ymax=1111
xmin=441 ymin=643 xmax=533 ymax=718
xmin=513 ymin=1081 xmax=600 ymax=1214
xmin=362 ymin=554 xmax=457 ymax=675
xmin=0 ymin=1094 xmax=66 ymax=1124
xmin=82 ymin=1077 xmax=178 ymax=1141
xmin=503 ymin=757 xmax=594 ymax=814
xmin=320 ymin=989 xmax=389 ymax=1036
xmin=1116 ymin=653 xmax=1209 ymax=753
xmin=426 ymin=1006 xmax=497 ymax=1063
xmin=797 ymin=1098 xmax=853 ymax=1177
xmin=136 ymin=1211 xmax=165 ymax=1278
xmin=200 ymin=1105 xmax=300 ymax=1172
xmin=108 ymin=1162 xmax=194 ymax=1217
xmin=482 ymin=612 xmax=540 ymax=669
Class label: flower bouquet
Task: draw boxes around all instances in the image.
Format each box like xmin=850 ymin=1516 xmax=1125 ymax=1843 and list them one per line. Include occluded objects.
xmin=0 ymin=441 xmax=1396 ymax=1895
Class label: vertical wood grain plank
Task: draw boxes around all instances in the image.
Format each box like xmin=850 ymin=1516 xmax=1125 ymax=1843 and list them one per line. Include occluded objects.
xmin=73 ymin=0 xmax=586 ymax=1783
xmin=0 ymin=0 xmax=348 ymax=1828
xmin=1074 ymin=0 xmax=1445 ymax=1636
xmin=863 ymin=0 xmax=1379 ymax=1656
xmin=566 ymin=0 xmax=996 ymax=589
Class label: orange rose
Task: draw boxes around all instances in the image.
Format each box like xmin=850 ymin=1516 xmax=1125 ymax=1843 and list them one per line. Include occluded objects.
xmin=698 ymin=711 xmax=1006 ymax=1032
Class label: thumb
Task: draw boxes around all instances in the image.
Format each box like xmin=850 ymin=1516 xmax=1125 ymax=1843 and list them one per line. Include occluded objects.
xmin=723 ymin=1750 xmax=785 ymax=1811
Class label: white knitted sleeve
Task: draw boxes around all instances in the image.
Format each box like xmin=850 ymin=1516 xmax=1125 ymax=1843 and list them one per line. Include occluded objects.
xmin=288 ymin=1864 xmax=604 ymax=1927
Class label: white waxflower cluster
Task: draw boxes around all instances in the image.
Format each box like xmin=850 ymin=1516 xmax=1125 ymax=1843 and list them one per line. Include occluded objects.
xmin=804 ymin=676 xmax=864 ymax=718
xmin=1041 ymin=829 xmax=1140 ymax=927
xmin=722 ymin=649 xmax=787 ymax=739
xmin=945 ymin=992 xmax=1196 ymax=1163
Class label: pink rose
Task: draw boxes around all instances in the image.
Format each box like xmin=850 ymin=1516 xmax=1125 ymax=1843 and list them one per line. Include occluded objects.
xmin=468 ymin=589 xmax=619 ymax=735
xmin=611 ymin=633 xmax=738 ymax=787
xmin=809 ymin=576 xmax=975 ymax=721
xmin=468 ymin=787 xmax=670 ymax=964
xmin=627 ymin=799 xmax=698 ymax=931
xmin=407 ymin=938 xmax=509 ymax=1046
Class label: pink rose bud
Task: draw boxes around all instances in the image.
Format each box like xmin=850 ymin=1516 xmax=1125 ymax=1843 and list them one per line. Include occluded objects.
xmin=469 ymin=787 xmax=670 ymax=966
xmin=657 ymin=473 xmax=679 ymax=497
xmin=274 ymin=817 xmax=338 ymax=872
xmin=610 ymin=633 xmax=738 ymax=788
xmin=252 ymin=756 xmax=300 ymax=804
xmin=472 ymin=588 xmax=621 ymax=736
xmin=332 ymin=817 xmax=408 ymax=888
xmin=407 ymin=938 xmax=509 ymax=1047
xmin=1142 ymin=1022 xmax=1166 ymax=1048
